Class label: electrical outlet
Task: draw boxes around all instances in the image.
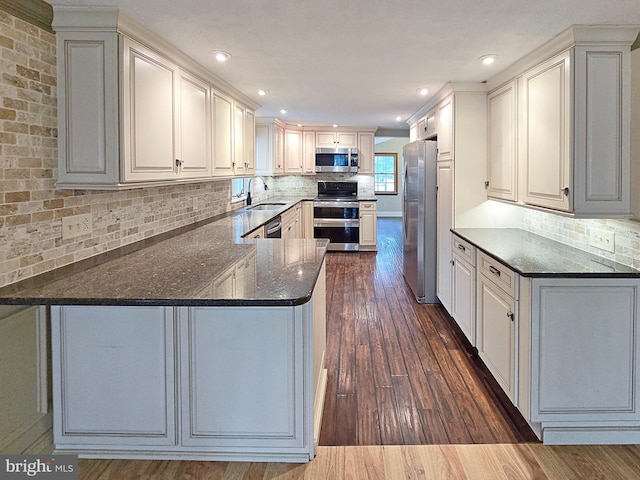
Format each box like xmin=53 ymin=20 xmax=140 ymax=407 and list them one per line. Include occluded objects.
xmin=589 ymin=228 xmax=615 ymax=253
xmin=61 ymin=213 xmax=92 ymax=240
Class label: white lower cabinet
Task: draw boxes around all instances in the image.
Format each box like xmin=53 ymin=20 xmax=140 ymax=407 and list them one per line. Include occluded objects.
xmin=452 ymin=233 xmax=640 ymax=444
xmin=51 ymin=306 xmax=177 ymax=447
xmin=450 ymin=236 xmax=476 ymax=345
xmin=358 ymin=201 xmax=377 ymax=251
xmin=50 ymin=261 xmax=327 ymax=460
xmin=476 ymin=268 xmax=517 ymax=403
xmin=179 ymin=306 xmax=303 ymax=449
xmin=522 ymin=277 xmax=640 ymax=444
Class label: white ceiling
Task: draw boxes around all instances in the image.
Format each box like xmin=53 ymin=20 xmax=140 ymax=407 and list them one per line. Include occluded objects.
xmin=46 ymin=0 xmax=640 ymax=130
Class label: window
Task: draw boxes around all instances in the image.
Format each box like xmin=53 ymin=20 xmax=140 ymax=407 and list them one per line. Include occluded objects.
xmin=374 ymin=153 xmax=398 ymax=194
xmin=231 ymin=178 xmax=246 ymax=202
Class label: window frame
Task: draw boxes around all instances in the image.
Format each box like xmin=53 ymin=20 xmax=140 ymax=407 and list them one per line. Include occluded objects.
xmin=374 ymin=152 xmax=399 ymax=195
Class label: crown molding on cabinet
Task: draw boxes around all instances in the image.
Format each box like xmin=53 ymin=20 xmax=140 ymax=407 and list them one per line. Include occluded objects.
xmin=406 ymin=82 xmax=487 ymax=126
xmin=51 ymin=6 xmax=260 ymax=111
xmin=486 ymin=24 xmax=640 ymax=91
xmin=0 ymin=0 xmax=53 ymax=33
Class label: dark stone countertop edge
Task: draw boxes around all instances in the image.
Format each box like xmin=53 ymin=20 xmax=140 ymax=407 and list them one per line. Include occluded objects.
xmin=0 ymin=196 xmax=329 ymax=306
xmin=452 ymin=228 xmax=640 ymax=278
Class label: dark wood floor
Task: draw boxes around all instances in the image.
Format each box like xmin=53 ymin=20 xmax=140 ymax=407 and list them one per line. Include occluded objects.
xmin=319 ymin=218 xmax=538 ymax=446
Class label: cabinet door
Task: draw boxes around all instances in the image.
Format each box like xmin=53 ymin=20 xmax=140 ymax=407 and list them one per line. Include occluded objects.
xmin=315 ymin=132 xmax=336 ymax=148
xmin=255 ymin=123 xmax=271 ymax=176
xmin=284 ymin=129 xmax=303 ymax=173
xmin=179 ymin=306 xmax=304 ymax=448
xmin=357 ymin=132 xmax=375 ymax=174
xmin=452 ymin=255 xmax=475 ymax=345
xmin=233 ymin=104 xmax=246 ymax=175
xmin=245 ymin=109 xmax=255 ymax=174
xmin=336 ymin=132 xmax=357 ymax=148
xmin=425 ymin=110 xmax=437 ymax=138
xmin=487 ymin=81 xmax=517 ymax=201
xmin=530 ymin=279 xmax=640 ymax=423
xmin=212 ymin=90 xmax=234 ymax=176
xmin=303 ymin=131 xmax=316 ymax=174
xmin=520 ymin=51 xmax=571 ymax=211
xmin=436 ymin=161 xmax=454 ymax=314
xmin=302 ymin=201 xmax=314 ymax=239
xmin=122 ymin=38 xmax=176 ymax=182
xmin=476 ymin=275 xmax=516 ymax=402
xmin=274 ymin=124 xmax=285 ymax=173
xmin=51 ymin=306 xmax=176 ymax=446
xmin=359 ymin=202 xmax=377 ymax=248
xmin=176 ymin=69 xmax=211 ymax=178
xmin=437 ymin=98 xmax=453 ymax=161
xmin=417 ymin=117 xmax=427 ymax=141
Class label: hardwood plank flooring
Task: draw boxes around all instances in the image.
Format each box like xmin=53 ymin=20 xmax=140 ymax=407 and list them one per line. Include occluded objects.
xmin=320 ymin=218 xmax=538 ymax=446
xmin=76 ymin=444 xmax=640 ymax=479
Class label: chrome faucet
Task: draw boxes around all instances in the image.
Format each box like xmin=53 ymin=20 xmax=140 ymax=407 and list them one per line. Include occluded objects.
xmin=246 ymin=176 xmax=269 ymax=206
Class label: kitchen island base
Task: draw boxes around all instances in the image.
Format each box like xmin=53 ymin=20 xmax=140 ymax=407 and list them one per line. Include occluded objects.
xmin=50 ymin=264 xmax=327 ymax=463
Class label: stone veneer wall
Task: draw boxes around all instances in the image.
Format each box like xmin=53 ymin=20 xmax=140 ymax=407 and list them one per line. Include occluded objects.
xmin=521 ymin=210 xmax=640 ymax=270
xmin=0 ymin=10 xmax=238 ymax=288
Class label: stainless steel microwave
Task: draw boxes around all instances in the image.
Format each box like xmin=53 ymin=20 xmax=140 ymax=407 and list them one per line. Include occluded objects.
xmin=315 ymin=148 xmax=358 ymax=173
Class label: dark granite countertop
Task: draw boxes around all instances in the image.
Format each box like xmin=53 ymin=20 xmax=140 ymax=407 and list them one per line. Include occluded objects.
xmin=453 ymin=228 xmax=640 ymax=278
xmin=0 ymin=196 xmax=329 ymax=306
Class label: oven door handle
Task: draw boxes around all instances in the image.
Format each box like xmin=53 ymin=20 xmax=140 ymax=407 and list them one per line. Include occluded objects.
xmin=314 ymin=219 xmax=360 ymax=228
xmin=313 ymin=201 xmax=357 ymax=208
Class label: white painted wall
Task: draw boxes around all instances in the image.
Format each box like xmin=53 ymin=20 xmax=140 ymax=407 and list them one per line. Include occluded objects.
xmin=375 ymin=138 xmax=408 ymax=217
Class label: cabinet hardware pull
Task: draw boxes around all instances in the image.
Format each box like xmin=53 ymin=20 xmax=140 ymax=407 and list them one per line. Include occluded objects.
xmin=562 ymin=187 xmax=570 ymax=196
xmin=507 ymin=311 xmax=514 ymax=321
xmin=489 ymin=266 xmax=501 ymax=276
xmin=484 ymin=181 xmax=489 ymax=189
xmin=175 ymin=158 xmax=183 ymax=167
xmin=457 ymin=244 xmax=466 ymax=251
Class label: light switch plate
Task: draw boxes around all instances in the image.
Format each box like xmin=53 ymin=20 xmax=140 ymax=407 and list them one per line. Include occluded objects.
xmin=589 ymin=228 xmax=615 ymax=253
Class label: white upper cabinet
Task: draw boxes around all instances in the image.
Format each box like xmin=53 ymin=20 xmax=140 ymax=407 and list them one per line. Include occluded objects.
xmin=212 ymin=90 xmax=234 ymax=176
xmin=436 ymin=98 xmax=453 ymax=161
xmin=176 ymin=69 xmax=211 ymax=179
xmin=487 ymin=25 xmax=638 ymax=217
xmin=284 ymin=129 xmax=304 ymax=174
xmin=255 ymin=118 xmax=285 ymax=176
xmin=519 ymin=51 xmax=572 ymax=212
xmin=357 ymin=132 xmax=375 ymax=174
xmin=486 ymin=80 xmax=518 ymax=202
xmin=302 ymin=131 xmax=316 ymax=175
xmin=52 ymin=6 xmax=259 ymax=189
xmin=316 ymin=131 xmax=357 ymax=148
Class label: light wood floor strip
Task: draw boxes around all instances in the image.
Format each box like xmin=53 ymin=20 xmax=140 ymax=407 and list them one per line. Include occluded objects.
xmin=77 ymin=444 xmax=640 ymax=479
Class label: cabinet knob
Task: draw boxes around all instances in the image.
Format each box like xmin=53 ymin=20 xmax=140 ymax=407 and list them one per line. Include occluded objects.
xmin=562 ymin=187 xmax=570 ymax=196
xmin=175 ymin=158 xmax=183 ymax=167
xmin=507 ymin=311 xmax=515 ymax=321
xmin=484 ymin=181 xmax=490 ymax=189
xmin=450 ymin=260 xmax=455 ymax=265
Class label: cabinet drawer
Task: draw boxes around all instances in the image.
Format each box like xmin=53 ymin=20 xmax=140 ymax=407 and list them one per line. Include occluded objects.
xmin=452 ymin=235 xmax=475 ymax=266
xmin=359 ymin=201 xmax=376 ymax=210
xmin=478 ymin=251 xmax=517 ymax=299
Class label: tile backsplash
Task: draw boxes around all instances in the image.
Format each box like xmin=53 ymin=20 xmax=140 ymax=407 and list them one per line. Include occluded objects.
xmin=521 ymin=209 xmax=640 ymax=270
xmin=268 ymin=173 xmax=374 ymax=197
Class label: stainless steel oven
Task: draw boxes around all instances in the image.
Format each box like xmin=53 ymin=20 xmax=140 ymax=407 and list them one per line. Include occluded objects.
xmin=314 ymin=181 xmax=360 ymax=251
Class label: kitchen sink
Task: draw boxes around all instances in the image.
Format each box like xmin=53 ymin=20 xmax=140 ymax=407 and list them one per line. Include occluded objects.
xmin=248 ymin=202 xmax=286 ymax=210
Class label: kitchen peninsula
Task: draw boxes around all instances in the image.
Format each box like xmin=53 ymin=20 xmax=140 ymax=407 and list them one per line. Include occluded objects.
xmin=0 ymin=199 xmax=328 ymax=462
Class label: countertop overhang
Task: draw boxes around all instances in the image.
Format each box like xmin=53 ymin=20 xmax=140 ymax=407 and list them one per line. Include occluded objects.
xmin=453 ymin=228 xmax=640 ymax=278
xmin=0 ymin=197 xmax=330 ymax=307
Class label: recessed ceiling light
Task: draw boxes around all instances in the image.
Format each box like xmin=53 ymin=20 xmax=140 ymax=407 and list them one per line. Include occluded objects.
xmin=418 ymin=88 xmax=429 ymax=96
xmin=479 ymin=54 xmax=497 ymax=65
xmin=213 ymin=51 xmax=231 ymax=62
xmin=396 ymin=116 xmax=403 ymax=122
xmin=280 ymin=109 xmax=287 ymax=114
xmin=297 ymin=124 xmax=303 ymax=127
xmin=258 ymin=89 xmax=267 ymax=96
xmin=333 ymin=124 xmax=338 ymax=128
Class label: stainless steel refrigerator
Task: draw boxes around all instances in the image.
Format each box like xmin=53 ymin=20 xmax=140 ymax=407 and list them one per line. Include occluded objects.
xmin=402 ymin=140 xmax=438 ymax=303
